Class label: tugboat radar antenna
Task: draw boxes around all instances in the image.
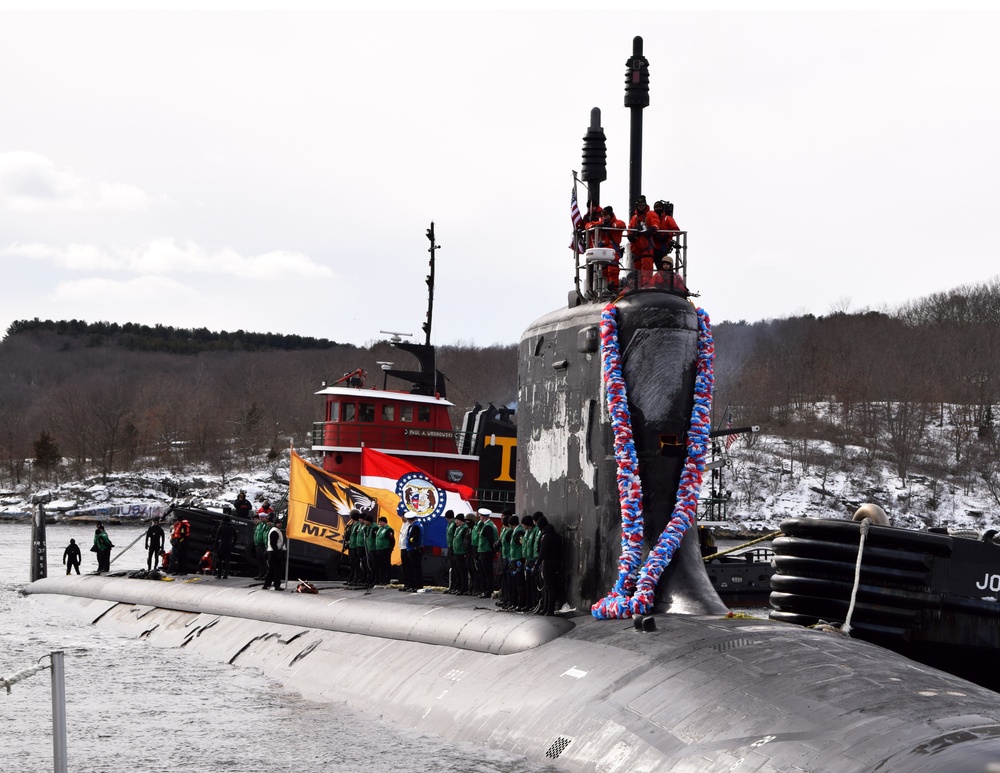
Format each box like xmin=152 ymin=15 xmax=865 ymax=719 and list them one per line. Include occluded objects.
xmin=379 ymin=330 xmax=412 ymax=344
xmin=625 ymin=35 xmax=650 ymax=216
xmin=423 ymin=222 xmax=439 ymax=347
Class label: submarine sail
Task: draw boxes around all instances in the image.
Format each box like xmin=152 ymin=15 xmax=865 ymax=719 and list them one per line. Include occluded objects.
xmin=517 ymin=35 xmax=724 ymax=617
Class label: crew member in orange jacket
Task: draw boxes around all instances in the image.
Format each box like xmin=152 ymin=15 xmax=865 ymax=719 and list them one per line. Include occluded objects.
xmin=585 ymin=205 xmax=626 ymax=291
xmin=652 ymin=200 xmax=680 ymax=270
xmin=650 ymin=256 xmax=688 ymax=293
xmin=169 ymin=514 xmax=191 ymax=574
xmin=627 ymin=195 xmax=660 ymax=282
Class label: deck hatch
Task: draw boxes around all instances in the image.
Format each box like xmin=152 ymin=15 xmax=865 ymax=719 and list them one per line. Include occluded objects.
xmin=712 ymin=637 xmax=755 ymax=653
xmin=545 ymin=736 xmax=573 ymax=759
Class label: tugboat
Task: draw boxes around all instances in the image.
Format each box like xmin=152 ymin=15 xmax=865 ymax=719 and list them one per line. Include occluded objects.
xmin=770 ymin=513 xmax=1000 ymax=692
xmin=305 ymin=222 xmax=517 ymax=580
xmin=163 ymin=226 xmax=518 ymax=581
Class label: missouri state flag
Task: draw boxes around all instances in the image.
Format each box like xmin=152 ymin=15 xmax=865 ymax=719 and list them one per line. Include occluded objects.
xmin=360 ymin=447 xmax=475 ymax=551
xmin=287 ymin=450 xmax=404 ymax=563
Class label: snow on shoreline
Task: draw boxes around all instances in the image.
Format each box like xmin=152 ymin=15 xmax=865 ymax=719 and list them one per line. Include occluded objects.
xmin=3 ymin=422 xmax=999 ymax=537
xmin=0 ymin=465 xmax=289 ymax=524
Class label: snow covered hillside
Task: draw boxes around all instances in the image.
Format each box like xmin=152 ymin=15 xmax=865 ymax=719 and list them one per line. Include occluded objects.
xmin=720 ymin=402 xmax=999 ymax=534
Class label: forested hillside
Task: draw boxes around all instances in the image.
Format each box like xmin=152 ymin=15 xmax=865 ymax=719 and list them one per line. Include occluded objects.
xmin=713 ymin=278 xmax=1000 ymax=511
xmin=0 ymin=323 xmax=516 ymax=488
xmin=5 ymin=318 xmax=340 ymax=354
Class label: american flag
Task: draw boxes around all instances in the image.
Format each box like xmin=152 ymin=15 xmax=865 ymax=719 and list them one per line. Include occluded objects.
xmin=569 ymin=189 xmax=584 ymax=252
xmin=570 ymin=188 xmax=583 ymax=229
xmin=725 ymin=409 xmax=736 ymax=450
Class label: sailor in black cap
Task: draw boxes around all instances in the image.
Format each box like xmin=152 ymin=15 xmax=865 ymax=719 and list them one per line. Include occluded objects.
xmin=402 ymin=513 xmax=423 ymax=591
xmin=475 ymin=509 xmax=498 ymax=598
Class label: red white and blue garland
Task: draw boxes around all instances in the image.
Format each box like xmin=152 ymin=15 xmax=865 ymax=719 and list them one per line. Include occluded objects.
xmin=591 ymin=303 xmax=715 ymax=619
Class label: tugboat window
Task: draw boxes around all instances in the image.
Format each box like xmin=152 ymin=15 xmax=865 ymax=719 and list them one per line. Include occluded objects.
xmin=418 ymin=406 xmax=431 ymax=422
xmin=360 ymin=402 xmax=376 ymax=423
xmin=400 ymin=405 xmax=413 ymax=422
xmin=382 ymin=405 xmax=395 ymax=422
xmin=329 ymin=402 xmax=340 ymax=422
xmin=343 ymin=403 xmax=356 ymax=422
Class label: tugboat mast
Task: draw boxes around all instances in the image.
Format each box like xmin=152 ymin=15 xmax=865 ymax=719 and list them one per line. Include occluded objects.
xmin=422 ymin=222 xmax=439 ymax=347
xmin=382 ymin=223 xmax=446 ymax=397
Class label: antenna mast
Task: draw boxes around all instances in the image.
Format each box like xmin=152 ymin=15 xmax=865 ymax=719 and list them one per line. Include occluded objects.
xmin=423 ymin=222 xmax=439 ymax=347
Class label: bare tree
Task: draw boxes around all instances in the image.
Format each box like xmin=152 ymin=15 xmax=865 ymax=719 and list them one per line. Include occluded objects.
xmin=87 ymin=376 xmax=135 ymax=481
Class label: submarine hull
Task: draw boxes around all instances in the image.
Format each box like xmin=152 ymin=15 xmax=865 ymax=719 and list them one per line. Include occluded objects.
xmin=25 ymin=575 xmax=1000 ymax=772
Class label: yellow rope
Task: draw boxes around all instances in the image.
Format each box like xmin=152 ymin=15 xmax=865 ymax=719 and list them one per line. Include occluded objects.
xmin=702 ymin=530 xmax=782 ymax=561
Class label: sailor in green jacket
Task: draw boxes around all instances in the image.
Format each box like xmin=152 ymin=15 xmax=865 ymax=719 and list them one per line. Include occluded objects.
xmin=508 ymin=516 xmax=527 ymax=611
xmin=448 ymin=514 xmax=472 ymax=595
xmin=498 ymin=513 xmax=515 ymax=607
xmin=253 ymin=514 xmax=271 ymax=580
xmin=521 ymin=514 xmax=540 ymax=612
xmin=470 ymin=515 xmax=484 ymax=595
xmin=444 ymin=511 xmax=457 ymax=592
xmin=475 ymin=508 xmax=499 ymax=598
xmin=373 ymin=517 xmax=395 ymax=586
xmin=342 ymin=510 xmax=359 ymax=586
xmin=361 ymin=513 xmax=378 ymax=588
xmin=349 ymin=512 xmax=369 ymax=588
xmin=93 ymin=523 xmax=113 ymax=573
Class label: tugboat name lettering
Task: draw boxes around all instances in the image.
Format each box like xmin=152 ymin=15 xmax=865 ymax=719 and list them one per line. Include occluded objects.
xmin=975 ymin=573 xmax=1000 ymax=592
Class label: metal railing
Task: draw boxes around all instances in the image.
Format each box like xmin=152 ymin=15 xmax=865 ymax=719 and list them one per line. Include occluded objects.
xmin=475 ymin=488 xmax=516 ymax=508
xmin=699 ymin=495 xmax=730 ymax=521
xmin=573 ymin=226 xmax=688 ymax=301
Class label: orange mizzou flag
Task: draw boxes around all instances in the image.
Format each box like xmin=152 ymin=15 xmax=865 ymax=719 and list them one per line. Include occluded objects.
xmin=287 ymin=450 xmax=404 ymax=564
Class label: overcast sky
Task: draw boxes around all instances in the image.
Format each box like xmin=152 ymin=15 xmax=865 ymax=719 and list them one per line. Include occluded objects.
xmin=2 ymin=11 xmax=998 ymax=347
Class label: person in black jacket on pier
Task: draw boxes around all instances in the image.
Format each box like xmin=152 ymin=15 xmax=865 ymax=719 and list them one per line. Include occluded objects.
xmin=213 ymin=515 xmax=238 ymax=579
xmin=63 ymin=539 xmax=81 ymax=575
xmin=144 ymin=519 xmax=165 ymax=571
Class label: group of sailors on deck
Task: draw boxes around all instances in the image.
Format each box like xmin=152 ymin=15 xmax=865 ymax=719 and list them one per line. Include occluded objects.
xmin=443 ymin=509 xmax=562 ymax=616
xmin=340 ymin=507 xmax=563 ymax=616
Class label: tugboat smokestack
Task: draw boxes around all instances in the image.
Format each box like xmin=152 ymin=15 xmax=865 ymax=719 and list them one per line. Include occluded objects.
xmin=624 ymin=35 xmax=650 ymax=215
xmin=581 ymin=107 xmax=607 ymax=210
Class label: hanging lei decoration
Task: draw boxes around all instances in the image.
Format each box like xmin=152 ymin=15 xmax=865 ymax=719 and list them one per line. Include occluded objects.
xmin=629 ymin=308 xmax=714 ymax=615
xmin=590 ymin=302 xmax=645 ymax=619
xmin=591 ymin=304 xmax=715 ymax=620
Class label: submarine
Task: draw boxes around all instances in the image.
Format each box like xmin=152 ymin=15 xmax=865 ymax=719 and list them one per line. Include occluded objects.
xmin=24 ymin=37 xmax=1000 ymax=772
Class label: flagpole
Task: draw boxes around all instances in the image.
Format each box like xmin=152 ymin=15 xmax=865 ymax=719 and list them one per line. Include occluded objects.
xmin=714 ymin=400 xmax=731 ymax=432
xmin=284 ymin=442 xmax=294 ymax=590
xmin=283 ymin=529 xmax=291 ymax=591
xmin=571 ymin=171 xmax=583 ymax=297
